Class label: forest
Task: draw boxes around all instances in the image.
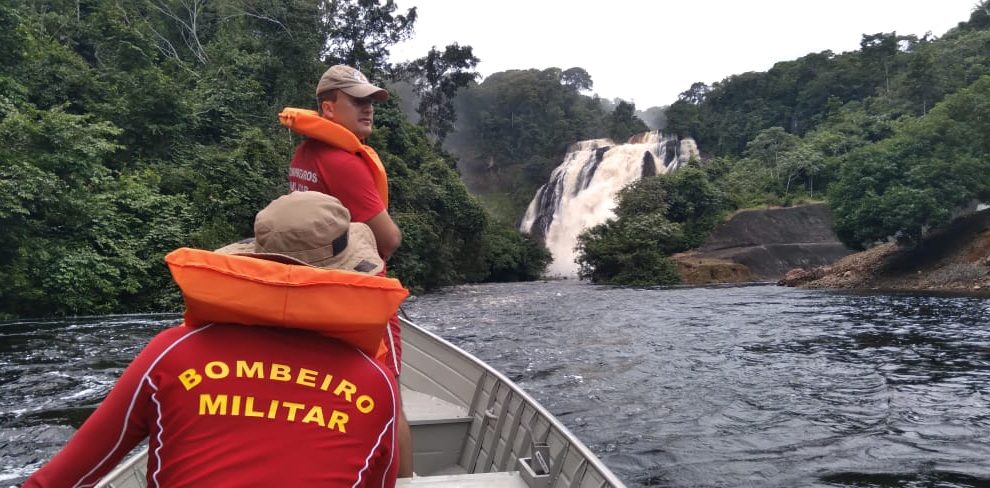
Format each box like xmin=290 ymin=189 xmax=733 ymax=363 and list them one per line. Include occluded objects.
xmin=3 ymin=1 xmax=989 ymax=313
xmin=0 ymin=0 xmax=555 ymax=318
xmin=574 ymin=3 xmax=990 ymax=285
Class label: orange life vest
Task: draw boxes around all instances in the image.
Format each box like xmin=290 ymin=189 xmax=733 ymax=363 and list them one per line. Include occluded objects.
xmin=165 ymin=247 xmax=409 ymax=356
xmin=278 ymin=108 xmax=389 ymax=207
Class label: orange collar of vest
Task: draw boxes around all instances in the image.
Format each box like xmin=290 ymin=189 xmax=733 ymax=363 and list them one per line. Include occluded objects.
xmin=166 ymin=247 xmax=409 ymax=355
xmin=279 ymin=108 xmax=362 ymax=153
xmin=279 ymin=107 xmax=390 ymax=207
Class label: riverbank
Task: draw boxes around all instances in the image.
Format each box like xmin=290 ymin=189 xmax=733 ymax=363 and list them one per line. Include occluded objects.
xmin=779 ymin=209 xmax=990 ymax=296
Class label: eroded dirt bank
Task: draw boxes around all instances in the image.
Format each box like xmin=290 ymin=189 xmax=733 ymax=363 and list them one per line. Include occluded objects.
xmin=779 ymin=209 xmax=990 ymax=295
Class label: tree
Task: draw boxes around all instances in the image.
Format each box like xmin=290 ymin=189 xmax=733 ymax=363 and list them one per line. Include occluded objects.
xmin=830 ymin=76 xmax=990 ymax=248
xmin=678 ymin=82 xmax=710 ymax=105
xmin=575 ymin=215 xmax=683 ymax=286
xmin=319 ymin=0 xmax=416 ymax=73
xmin=0 ymin=0 xmax=548 ymax=318
xmin=442 ymin=67 xmax=613 ymax=221
xmin=744 ymin=127 xmax=799 ymax=180
xmin=604 ymin=100 xmax=648 ymax=142
xmin=560 ymin=67 xmax=593 ymax=91
xmin=779 ymin=144 xmax=826 ymax=196
xmin=575 ymin=167 xmax=728 ymax=285
xmin=664 ymin=99 xmax=702 ymax=138
xmin=859 ymin=32 xmax=900 ymax=93
xmin=402 ymin=43 xmax=479 ymax=143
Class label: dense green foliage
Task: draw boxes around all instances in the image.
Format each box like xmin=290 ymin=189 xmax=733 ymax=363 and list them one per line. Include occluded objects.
xmin=577 ymin=3 xmax=990 ymax=284
xmin=665 ymin=6 xmax=990 ymax=156
xmin=444 ymin=68 xmax=647 ymax=223
xmin=830 ymin=75 xmax=990 ymax=248
xmin=576 ymin=165 xmax=729 ymax=285
xmin=0 ymin=0 xmax=547 ymax=318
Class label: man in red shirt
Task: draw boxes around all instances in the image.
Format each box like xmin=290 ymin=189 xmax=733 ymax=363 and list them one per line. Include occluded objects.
xmin=25 ymin=192 xmax=402 ymax=487
xmin=288 ymin=65 xmax=401 ymax=260
xmin=288 ymin=64 xmax=413 ymax=476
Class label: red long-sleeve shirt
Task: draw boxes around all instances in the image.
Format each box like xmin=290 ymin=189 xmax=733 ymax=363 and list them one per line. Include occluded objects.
xmin=25 ymin=323 xmax=398 ymax=488
xmin=289 ymin=139 xmax=402 ymax=376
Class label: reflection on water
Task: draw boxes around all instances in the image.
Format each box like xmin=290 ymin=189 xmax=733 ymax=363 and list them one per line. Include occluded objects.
xmin=2 ymin=284 xmax=989 ymax=487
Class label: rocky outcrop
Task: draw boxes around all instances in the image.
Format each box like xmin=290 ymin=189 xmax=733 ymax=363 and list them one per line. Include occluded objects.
xmin=780 ymin=209 xmax=990 ymax=294
xmin=672 ymin=204 xmax=854 ymax=284
xmin=674 ymin=257 xmax=753 ymax=284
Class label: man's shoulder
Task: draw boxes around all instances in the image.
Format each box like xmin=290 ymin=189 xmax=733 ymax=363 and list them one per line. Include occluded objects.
xmin=295 ymin=139 xmax=361 ymax=163
xmin=296 ymin=138 xmax=358 ymax=155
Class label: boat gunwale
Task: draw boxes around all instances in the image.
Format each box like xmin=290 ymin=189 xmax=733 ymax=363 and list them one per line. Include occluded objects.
xmin=399 ymin=316 xmax=626 ymax=487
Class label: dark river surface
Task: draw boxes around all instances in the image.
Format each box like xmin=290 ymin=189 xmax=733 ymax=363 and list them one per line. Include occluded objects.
xmin=2 ymin=282 xmax=990 ymax=487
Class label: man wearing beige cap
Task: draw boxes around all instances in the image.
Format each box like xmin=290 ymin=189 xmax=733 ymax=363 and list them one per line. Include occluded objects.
xmin=25 ymin=192 xmax=406 ymax=487
xmin=288 ymin=64 xmax=399 ymax=264
xmin=287 ymin=65 xmax=413 ymax=476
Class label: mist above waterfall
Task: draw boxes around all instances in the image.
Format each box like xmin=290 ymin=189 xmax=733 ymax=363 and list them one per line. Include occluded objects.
xmin=520 ymin=131 xmax=700 ymax=277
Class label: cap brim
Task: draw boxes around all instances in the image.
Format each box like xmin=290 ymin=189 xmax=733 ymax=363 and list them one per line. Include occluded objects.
xmin=340 ymin=84 xmax=389 ymax=102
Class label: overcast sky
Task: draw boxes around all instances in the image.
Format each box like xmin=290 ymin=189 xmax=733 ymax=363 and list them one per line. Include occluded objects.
xmin=389 ymin=0 xmax=980 ymax=109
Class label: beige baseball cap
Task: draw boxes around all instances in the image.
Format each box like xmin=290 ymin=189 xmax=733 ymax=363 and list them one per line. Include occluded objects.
xmin=215 ymin=191 xmax=384 ymax=275
xmin=315 ymin=65 xmax=389 ymax=102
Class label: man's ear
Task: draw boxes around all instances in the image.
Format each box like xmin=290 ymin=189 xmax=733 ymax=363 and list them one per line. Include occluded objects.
xmin=320 ymin=100 xmax=334 ymax=118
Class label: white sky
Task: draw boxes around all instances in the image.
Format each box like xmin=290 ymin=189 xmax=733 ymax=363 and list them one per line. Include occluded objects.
xmin=389 ymin=0 xmax=979 ymax=109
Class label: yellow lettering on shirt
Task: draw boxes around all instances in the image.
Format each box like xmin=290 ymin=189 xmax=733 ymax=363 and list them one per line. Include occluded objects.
xmin=270 ymin=363 xmax=291 ymax=382
xmin=296 ymin=368 xmax=317 ymax=387
xmin=282 ymin=401 xmax=305 ymax=421
xmin=179 ymin=369 xmax=202 ymax=391
xmin=199 ymin=394 xmax=227 ymax=415
xmin=327 ymin=410 xmax=349 ymax=433
xmin=183 ymin=361 xmax=383 ymax=426
xmin=237 ymin=360 xmax=264 ymax=379
xmin=333 ymin=379 xmax=356 ymax=402
xmin=356 ymin=395 xmax=374 ymax=414
xmin=302 ymin=405 xmax=325 ymax=426
xmin=195 ymin=395 xmax=357 ymax=434
xmin=205 ymin=361 xmax=229 ymax=379
xmin=245 ymin=396 xmax=264 ymax=418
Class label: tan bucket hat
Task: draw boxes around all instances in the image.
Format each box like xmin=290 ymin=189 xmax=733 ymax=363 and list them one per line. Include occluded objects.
xmin=315 ymin=65 xmax=389 ymax=102
xmin=215 ymin=191 xmax=384 ymax=275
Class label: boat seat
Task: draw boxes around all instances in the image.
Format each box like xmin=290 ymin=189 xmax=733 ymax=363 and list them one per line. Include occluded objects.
xmin=402 ymin=387 xmax=470 ymax=425
xmin=397 ymin=471 xmax=529 ymax=487
xmin=401 ymin=387 xmax=473 ymax=475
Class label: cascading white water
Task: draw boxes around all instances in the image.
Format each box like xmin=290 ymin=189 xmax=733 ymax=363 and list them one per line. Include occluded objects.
xmin=520 ymin=131 xmax=700 ymax=277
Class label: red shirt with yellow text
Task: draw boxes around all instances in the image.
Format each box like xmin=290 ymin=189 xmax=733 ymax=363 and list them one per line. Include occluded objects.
xmin=25 ymin=324 xmax=398 ymax=488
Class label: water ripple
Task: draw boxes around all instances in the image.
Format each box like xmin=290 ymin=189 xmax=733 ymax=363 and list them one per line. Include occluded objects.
xmin=4 ymin=287 xmax=990 ymax=487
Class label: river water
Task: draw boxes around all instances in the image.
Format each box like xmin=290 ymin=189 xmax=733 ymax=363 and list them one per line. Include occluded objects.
xmin=2 ymin=282 xmax=990 ymax=487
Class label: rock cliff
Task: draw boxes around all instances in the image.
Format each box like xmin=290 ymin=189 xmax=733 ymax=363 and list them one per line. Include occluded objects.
xmin=672 ymin=204 xmax=853 ymax=284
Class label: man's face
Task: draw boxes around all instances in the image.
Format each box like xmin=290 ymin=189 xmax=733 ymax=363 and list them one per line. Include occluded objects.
xmin=321 ymin=91 xmax=375 ymax=140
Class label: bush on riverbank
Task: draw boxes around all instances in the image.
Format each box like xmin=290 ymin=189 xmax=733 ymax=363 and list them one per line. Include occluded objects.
xmin=576 ymin=164 xmax=729 ymax=285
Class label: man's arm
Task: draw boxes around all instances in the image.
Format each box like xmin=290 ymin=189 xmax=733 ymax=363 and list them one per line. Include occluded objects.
xmin=365 ymin=210 xmax=401 ymax=260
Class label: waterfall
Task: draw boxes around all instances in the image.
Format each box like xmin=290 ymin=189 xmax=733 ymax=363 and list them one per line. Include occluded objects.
xmin=520 ymin=131 xmax=700 ymax=277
